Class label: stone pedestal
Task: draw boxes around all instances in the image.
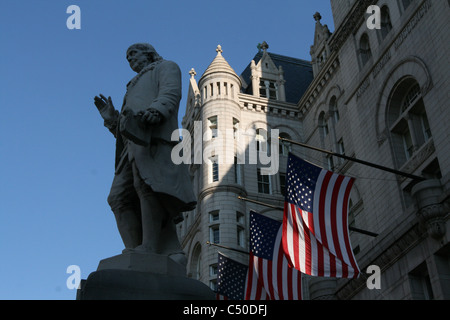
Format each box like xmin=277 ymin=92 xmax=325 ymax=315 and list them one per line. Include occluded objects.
xmin=77 ymin=251 xmax=215 ymax=300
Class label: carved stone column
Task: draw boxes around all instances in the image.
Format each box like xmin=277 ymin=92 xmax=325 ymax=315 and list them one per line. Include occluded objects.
xmin=411 ymin=179 xmax=447 ymax=239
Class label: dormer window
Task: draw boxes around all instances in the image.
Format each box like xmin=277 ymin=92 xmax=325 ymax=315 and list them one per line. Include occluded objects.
xmin=259 ymin=79 xmax=277 ymax=99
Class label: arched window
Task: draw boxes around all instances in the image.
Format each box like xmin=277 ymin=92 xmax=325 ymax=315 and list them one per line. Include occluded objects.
xmin=330 ymin=96 xmax=340 ymax=124
xmin=190 ymin=243 xmax=202 ymax=280
xmin=387 ymin=77 xmax=432 ymax=167
xmin=359 ymin=33 xmax=372 ymax=67
xmin=380 ymin=6 xmax=393 ymax=40
xmin=319 ymin=111 xmax=329 ymax=138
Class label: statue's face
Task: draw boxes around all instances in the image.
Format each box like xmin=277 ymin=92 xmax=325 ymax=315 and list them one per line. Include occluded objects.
xmin=126 ymin=48 xmax=150 ymax=73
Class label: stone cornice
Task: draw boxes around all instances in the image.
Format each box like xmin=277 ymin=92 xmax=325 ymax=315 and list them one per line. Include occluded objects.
xmin=198 ymin=184 xmax=248 ymax=204
xmin=328 ymin=0 xmax=379 ymax=53
xmin=297 ymin=54 xmax=340 ymax=115
xmin=238 ymin=93 xmax=302 ymax=120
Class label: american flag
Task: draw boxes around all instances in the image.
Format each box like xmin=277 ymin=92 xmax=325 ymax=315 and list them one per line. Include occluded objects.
xmin=282 ymin=153 xmax=360 ymax=278
xmin=248 ymin=211 xmax=302 ymax=300
xmin=216 ymin=252 xmax=268 ymax=300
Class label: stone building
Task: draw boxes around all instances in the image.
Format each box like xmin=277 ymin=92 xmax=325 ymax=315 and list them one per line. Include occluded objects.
xmin=178 ymin=0 xmax=450 ymax=299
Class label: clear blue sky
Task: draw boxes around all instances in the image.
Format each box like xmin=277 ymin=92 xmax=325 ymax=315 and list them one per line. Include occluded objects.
xmin=0 ymin=0 xmax=333 ymax=300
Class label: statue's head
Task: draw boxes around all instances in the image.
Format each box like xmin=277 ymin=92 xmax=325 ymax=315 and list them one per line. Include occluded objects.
xmin=126 ymin=43 xmax=163 ymax=73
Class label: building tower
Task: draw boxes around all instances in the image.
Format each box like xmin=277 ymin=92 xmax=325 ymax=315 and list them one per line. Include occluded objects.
xmin=180 ymin=45 xmax=247 ymax=290
xmin=179 ymin=44 xmax=313 ymax=292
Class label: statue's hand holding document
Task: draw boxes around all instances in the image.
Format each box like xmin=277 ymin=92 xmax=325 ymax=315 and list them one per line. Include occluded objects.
xmin=120 ymin=107 xmax=156 ymax=147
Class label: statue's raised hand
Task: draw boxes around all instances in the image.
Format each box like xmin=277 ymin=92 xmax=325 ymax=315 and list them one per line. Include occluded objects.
xmin=94 ymin=94 xmax=117 ymax=122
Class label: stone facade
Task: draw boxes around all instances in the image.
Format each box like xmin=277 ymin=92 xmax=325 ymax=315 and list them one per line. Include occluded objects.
xmin=178 ymin=0 xmax=450 ymax=299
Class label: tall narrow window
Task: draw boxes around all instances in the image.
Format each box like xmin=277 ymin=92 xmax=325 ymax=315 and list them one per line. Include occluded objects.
xmin=210 ymin=156 xmax=219 ymax=182
xmin=279 ymin=172 xmax=286 ymax=196
xmin=327 ymin=155 xmax=335 ymax=171
xmin=208 ymin=116 xmax=218 ymax=139
xmin=330 ymin=96 xmax=340 ymax=124
xmin=319 ymin=112 xmax=329 ymax=138
xmin=338 ymin=138 xmax=345 ymax=155
xmin=233 ymin=118 xmax=240 ymax=139
xmin=257 ymin=168 xmax=271 ymax=194
xmin=234 ymin=156 xmax=242 ymax=185
xmin=209 ymin=226 xmax=220 ymax=244
xmin=237 ymin=226 xmax=245 ymax=247
xmin=409 ymin=262 xmax=434 ymax=300
xmin=359 ymin=33 xmax=372 ymax=67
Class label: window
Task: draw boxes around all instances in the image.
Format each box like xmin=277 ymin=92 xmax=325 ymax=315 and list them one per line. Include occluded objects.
xmin=210 ymin=156 xmax=219 ymax=182
xmin=359 ymin=33 xmax=372 ymax=67
xmin=236 ymin=211 xmax=246 ymax=248
xmin=259 ymin=79 xmax=277 ymax=99
xmin=210 ymin=264 xmax=218 ymax=277
xmin=279 ymin=172 xmax=286 ymax=196
xmin=233 ymin=118 xmax=240 ymax=139
xmin=191 ymin=243 xmax=202 ymax=280
xmin=279 ymin=133 xmax=292 ymax=156
xmin=210 ymin=279 xmax=217 ymax=292
xmin=208 ymin=116 xmax=218 ymax=139
xmin=338 ymin=138 xmax=345 ymax=155
xmin=256 ymin=129 xmax=268 ymax=152
xmin=327 ymin=155 xmax=335 ymax=171
xmin=409 ymin=262 xmax=434 ymax=300
xmin=257 ymin=168 xmax=271 ymax=194
xmin=319 ymin=112 xmax=329 ymax=138
xmin=237 ymin=226 xmax=245 ymax=247
xmin=380 ymin=6 xmax=393 ymax=39
xmin=330 ymin=96 xmax=340 ymax=124
xmin=209 ymin=225 xmax=220 ymax=244
xmin=234 ymin=156 xmax=242 ymax=185
xmin=387 ymin=78 xmax=432 ymax=167
xmin=209 ymin=210 xmax=219 ymax=223
xmin=236 ymin=211 xmax=245 ymax=224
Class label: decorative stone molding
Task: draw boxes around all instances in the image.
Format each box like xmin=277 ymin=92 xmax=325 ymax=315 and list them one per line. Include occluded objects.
xmin=399 ymin=139 xmax=435 ymax=182
xmin=411 ymin=179 xmax=447 ymax=239
xmin=328 ymin=0 xmax=378 ymax=53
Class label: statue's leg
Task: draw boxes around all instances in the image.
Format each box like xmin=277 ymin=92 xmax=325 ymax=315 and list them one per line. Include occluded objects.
xmin=131 ymin=163 xmax=184 ymax=257
xmin=132 ymin=175 xmax=164 ymax=253
xmin=108 ymin=161 xmax=142 ymax=250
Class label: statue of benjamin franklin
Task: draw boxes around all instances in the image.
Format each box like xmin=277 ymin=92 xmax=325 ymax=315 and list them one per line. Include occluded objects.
xmin=93 ymin=43 xmax=196 ymax=265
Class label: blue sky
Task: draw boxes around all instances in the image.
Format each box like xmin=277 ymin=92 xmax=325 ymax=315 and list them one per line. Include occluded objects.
xmin=0 ymin=0 xmax=333 ymax=300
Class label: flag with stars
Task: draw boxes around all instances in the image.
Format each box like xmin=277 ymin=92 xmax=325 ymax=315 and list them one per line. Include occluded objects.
xmin=216 ymin=252 xmax=267 ymax=300
xmin=282 ymin=153 xmax=360 ymax=278
xmin=248 ymin=211 xmax=302 ymax=300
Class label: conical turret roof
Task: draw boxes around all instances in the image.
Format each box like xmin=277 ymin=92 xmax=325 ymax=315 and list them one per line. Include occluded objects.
xmin=200 ymin=45 xmax=240 ymax=83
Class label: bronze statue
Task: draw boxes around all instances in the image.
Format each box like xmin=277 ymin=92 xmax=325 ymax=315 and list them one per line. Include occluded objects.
xmin=94 ymin=43 xmax=196 ymax=266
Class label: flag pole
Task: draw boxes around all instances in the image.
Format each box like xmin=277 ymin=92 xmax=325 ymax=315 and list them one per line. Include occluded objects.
xmin=206 ymin=241 xmax=249 ymax=255
xmin=238 ymin=196 xmax=378 ymax=237
xmin=279 ymin=137 xmax=425 ymax=182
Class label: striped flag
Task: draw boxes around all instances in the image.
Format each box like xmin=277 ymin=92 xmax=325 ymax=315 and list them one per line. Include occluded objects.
xmin=216 ymin=252 xmax=268 ymax=300
xmin=248 ymin=211 xmax=302 ymax=300
xmin=282 ymin=153 xmax=360 ymax=278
